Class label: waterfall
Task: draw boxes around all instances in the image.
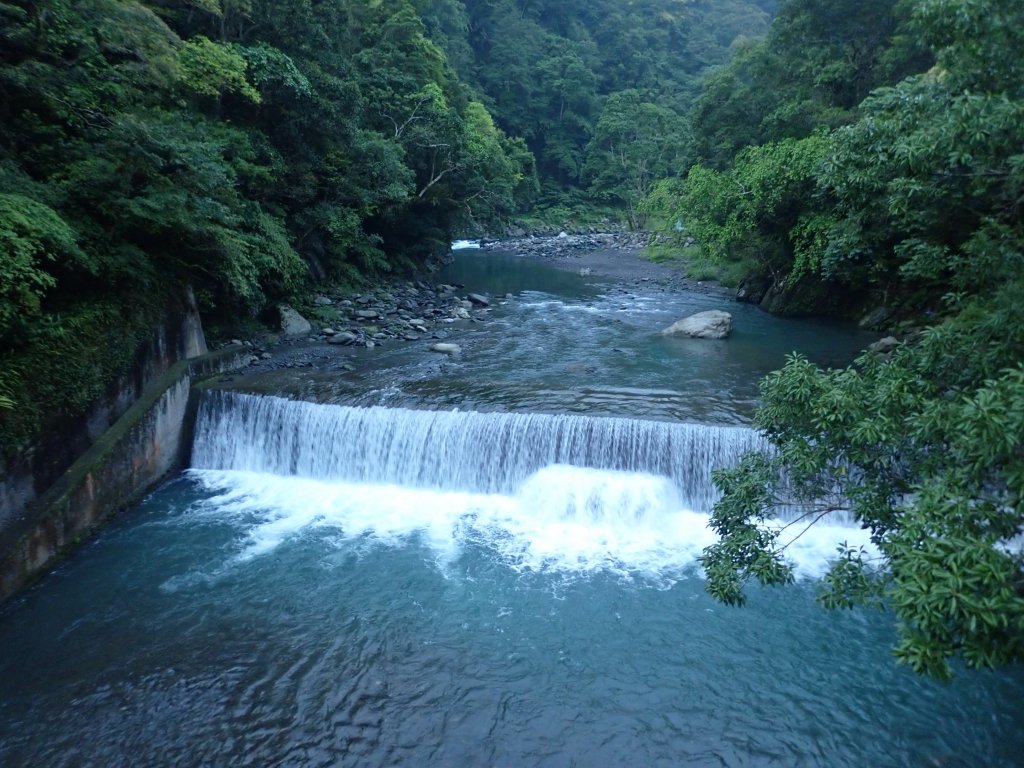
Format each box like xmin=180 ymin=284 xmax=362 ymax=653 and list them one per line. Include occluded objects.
xmin=192 ymin=390 xmax=767 ymax=513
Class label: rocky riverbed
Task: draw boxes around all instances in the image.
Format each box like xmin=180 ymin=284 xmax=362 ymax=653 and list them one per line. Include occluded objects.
xmin=219 ymin=233 xmax=735 ymax=376
xmin=489 ymin=232 xmax=733 ymax=297
xmin=217 ymin=279 xmax=494 ymax=373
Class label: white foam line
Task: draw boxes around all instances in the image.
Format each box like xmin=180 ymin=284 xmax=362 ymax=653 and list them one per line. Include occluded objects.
xmin=184 ymin=469 xmax=876 ymax=581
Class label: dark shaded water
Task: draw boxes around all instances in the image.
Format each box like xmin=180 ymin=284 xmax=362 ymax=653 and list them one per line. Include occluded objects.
xmin=1 ymin=249 xmax=1021 ymax=767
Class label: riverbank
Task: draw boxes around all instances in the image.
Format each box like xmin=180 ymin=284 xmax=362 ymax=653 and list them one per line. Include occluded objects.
xmin=207 ymin=239 xmax=878 ymax=426
xmin=484 ymin=232 xmax=734 ymax=300
xmin=227 ymin=233 xmax=737 ymax=376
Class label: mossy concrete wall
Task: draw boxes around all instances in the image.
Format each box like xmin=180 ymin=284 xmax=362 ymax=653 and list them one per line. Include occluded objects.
xmin=0 ymin=291 xmax=208 ymax=540
xmin=0 ymin=342 xmax=247 ymax=603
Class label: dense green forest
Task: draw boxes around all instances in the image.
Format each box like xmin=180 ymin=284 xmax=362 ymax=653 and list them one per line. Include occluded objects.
xmin=1 ymin=0 xmax=1022 ymax=676
xmin=675 ymin=0 xmax=1024 ymax=677
xmin=0 ymin=0 xmax=771 ymax=449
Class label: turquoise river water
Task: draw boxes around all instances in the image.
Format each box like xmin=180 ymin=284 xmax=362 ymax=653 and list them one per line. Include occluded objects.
xmin=0 ymin=248 xmax=1021 ymax=767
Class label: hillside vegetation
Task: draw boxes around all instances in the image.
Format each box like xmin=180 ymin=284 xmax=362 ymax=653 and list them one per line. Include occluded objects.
xmin=669 ymin=0 xmax=1024 ymax=678
xmin=0 ymin=0 xmax=771 ymax=450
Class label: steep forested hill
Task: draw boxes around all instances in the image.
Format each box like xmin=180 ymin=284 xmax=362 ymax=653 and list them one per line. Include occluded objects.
xmin=446 ymin=0 xmax=776 ymax=201
xmin=0 ymin=0 xmax=773 ymax=453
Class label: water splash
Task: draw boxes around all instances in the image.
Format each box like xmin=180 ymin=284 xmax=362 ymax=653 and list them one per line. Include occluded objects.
xmin=189 ymin=392 xmax=874 ymax=576
xmin=192 ymin=391 xmax=766 ymax=511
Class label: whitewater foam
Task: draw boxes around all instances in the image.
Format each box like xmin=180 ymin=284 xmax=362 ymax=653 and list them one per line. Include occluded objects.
xmin=187 ymin=467 xmax=875 ymax=581
xmin=189 ymin=392 xmax=873 ymax=581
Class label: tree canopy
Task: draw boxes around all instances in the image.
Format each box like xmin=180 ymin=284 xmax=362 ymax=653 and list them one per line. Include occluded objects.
xmin=0 ymin=0 xmax=778 ymax=451
xmin=678 ymin=0 xmax=1024 ymax=678
xmin=0 ymin=0 xmax=532 ymax=451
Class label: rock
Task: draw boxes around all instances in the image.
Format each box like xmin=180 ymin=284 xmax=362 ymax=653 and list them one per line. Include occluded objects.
xmin=355 ymin=309 xmax=379 ymax=319
xmin=322 ymin=328 xmax=336 ymax=336
xmin=430 ymin=342 xmax=461 ymax=354
xmin=327 ymin=331 xmax=357 ymax=345
xmin=314 ymin=295 xmax=333 ymax=306
xmin=661 ymin=310 xmax=733 ymax=340
xmin=279 ymin=305 xmax=312 ymax=336
xmin=737 ymin=274 xmax=770 ymax=303
xmin=453 ymin=307 xmax=470 ymax=319
xmin=467 ymin=293 xmax=490 ymax=307
xmin=868 ymin=336 xmax=900 ymax=354
xmin=859 ymin=306 xmax=893 ymax=331
xmin=558 ymin=231 xmax=569 ymax=239
xmin=758 ymin=274 xmax=833 ymax=316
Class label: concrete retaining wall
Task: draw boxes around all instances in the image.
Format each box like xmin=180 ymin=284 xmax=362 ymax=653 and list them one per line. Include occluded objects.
xmin=0 ymin=340 xmax=247 ymax=603
xmin=0 ymin=291 xmax=208 ymax=544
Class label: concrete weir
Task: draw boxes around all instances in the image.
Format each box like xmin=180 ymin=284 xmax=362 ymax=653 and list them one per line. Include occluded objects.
xmin=0 ymin=303 xmax=247 ymax=603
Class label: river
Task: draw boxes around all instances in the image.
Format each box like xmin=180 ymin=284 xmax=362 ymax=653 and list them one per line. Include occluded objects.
xmin=1 ymin=247 xmax=1021 ymax=767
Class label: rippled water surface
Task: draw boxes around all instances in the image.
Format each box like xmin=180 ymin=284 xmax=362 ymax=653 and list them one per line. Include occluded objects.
xmin=2 ymin=249 xmax=1021 ymax=767
xmin=229 ymin=249 xmax=878 ymax=423
xmin=2 ymin=475 xmax=1022 ymax=768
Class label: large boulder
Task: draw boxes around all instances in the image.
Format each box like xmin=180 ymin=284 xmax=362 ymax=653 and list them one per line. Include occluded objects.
xmin=430 ymin=342 xmax=461 ymax=354
xmin=868 ymin=336 xmax=899 ymax=354
xmin=661 ymin=310 xmax=733 ymax=339
xmin=279 ymin=305 xmax=312 ymax=336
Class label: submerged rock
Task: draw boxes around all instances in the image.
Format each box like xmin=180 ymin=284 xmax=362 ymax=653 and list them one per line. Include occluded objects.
xmin=661 ymin=310 xmax=733 ymax=339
